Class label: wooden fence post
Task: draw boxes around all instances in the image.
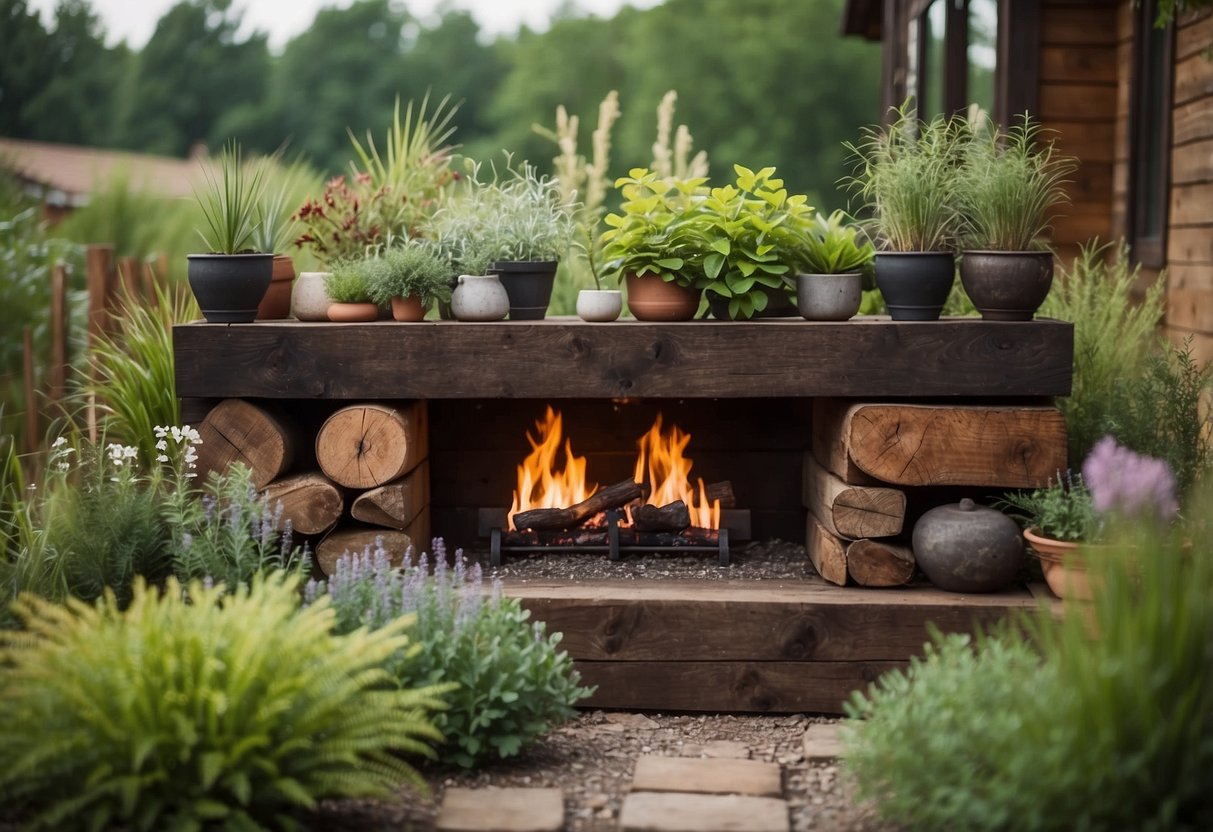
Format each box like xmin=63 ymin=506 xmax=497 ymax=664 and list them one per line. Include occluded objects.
xmin=85 ymin=244 xmax=114 ymax=343
xmin=49 ymin=262 xmax=68 ymax=409
xmin=22 ymin=326 xmax=38 ymax=455
xmin=119 ymin=255 xmax=140 ymax=302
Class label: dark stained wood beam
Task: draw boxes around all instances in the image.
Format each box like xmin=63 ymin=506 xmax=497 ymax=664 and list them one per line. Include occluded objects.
xmin=173 ymin=318 xmax=1074 ymax=400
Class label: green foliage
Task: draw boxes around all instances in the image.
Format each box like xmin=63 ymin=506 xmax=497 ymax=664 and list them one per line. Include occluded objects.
xmin=194 ymin=140 xmax=269 ymax=255
xmin=363 ymin=242 xmax=453 ymax=307
xmin=958 ymin=114 xmax=1077 ymax=251
xmin=1040 ymin=240 xmax=1166 ymax=465
xmin=999 ymin=471 xmax=1099 ymax=542
xmin=683 ymin=164 xmax=813 ymax=319
xmin=251 ymin=157 xmax=321 ymax=256
xmin=600 ymin=167 xmax=706 ymax=287
xmin=791 ymin=209 xmax=874 ymax=276
xmin=318 ymin=542 xmax=594 ymax=768
xmin=165 ymin=463 xmax=308 ymax=589
xmin=845 ymin=508 xmax=1213 ymax=832
xmin=322 ymin=263 xmax=373 ymax=304
xmin=0 ymin=572 xmax=445 ymax=831
xmin=844 ymin=104 xmax=968 ymax=252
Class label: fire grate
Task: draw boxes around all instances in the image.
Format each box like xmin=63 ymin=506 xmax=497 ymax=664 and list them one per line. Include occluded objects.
xmin=488 ymin=509 xmax=731 ymax=566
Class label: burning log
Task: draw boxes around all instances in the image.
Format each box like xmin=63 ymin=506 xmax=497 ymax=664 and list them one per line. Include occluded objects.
xmin=704 ymin=480 xmax=736 ymax=509
xmin=512 ymin=479 xmax=646 ymax=532
xmin=632 ymin=501 xmax=692 ymax=533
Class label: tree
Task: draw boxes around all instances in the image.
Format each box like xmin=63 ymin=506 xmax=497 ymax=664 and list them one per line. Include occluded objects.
xmin=0 ymin=0 xmax=53 ymax=137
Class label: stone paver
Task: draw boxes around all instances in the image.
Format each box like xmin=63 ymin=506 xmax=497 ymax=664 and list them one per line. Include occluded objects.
xmin=680 ymin=739 xmax=751 ymax=759
xmin=436 ymin=786 xmax=564 ymax=832
xmin=630 ymin=755 xmax=782 ymax=797
xmin=605 ymin=712 xmax=661 ymax=730
xmin=801 ymin=723 xmax=846 ymax=761
xmin=620 ymin=792 xmax=790 ymax=832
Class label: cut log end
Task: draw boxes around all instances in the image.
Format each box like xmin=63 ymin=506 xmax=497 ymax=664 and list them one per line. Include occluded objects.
xmin=316 ymin=402 xmax=426 ymax=489
xmin=315 ymin=527 xmax=416 ymax=576
xmin=806 ymin=515 xmax=847 ymax=586
xmin=846 ymin=539 xmax=916 ymax=587
xmin=194 ymin=398 xmax=294 ymax=490
xmin=263 ymin=472 xmax=343 ymax=536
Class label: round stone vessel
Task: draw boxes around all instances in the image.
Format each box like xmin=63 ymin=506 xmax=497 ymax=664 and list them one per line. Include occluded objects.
xmin=912 ymin=498 xmax=1025 ymax=593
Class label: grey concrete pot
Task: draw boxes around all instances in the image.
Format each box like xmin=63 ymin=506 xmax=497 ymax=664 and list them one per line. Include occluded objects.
xmin=796 ymin=273 xmax=863 ymax=321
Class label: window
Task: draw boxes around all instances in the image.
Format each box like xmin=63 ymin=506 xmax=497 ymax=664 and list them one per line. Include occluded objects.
xmin=1129 ymin=0 xmax=1173 ymax=268
xmin=910 ymin=0 xmax=999 ymax=119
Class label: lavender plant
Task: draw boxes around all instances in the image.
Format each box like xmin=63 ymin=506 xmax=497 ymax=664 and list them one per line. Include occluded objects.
xmin=311 ymin=539 xmax=594 ymax=768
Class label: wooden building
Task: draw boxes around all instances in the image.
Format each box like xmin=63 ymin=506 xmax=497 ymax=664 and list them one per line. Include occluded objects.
xmin=842 ymin=0 xmax=1213 ymax=359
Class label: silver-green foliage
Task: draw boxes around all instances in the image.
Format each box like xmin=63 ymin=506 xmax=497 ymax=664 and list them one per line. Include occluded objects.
xmin=844 ymin=513 xmax=1213 ymax=831
xmin=844 ymin=105 xmax=967 ymax=252
xmin=316 ymin=541 xmax=594 ymax=768
xmin=958 ymin=115 xmax=1077 ymax=251
xmin=363 ymin=242 xmax=454 ymax=307
xmin=0 ymin=572 xmax=445 ymax=831
xmin=194 ymin=139 xmax=269 ymax=254
xmin=322 ymin=261 xmax=373 ymax=303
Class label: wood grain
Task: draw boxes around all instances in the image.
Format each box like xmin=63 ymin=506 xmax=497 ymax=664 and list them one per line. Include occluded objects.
xmin=263 ymin=471 xmax=343 ymax=536
xmin=351 ymin=459 xmax=430 ymax=530
xmin=194 ymin=398 xmax=295 ymax=490
xmin=315 ymin=526 xmax=415 ymax=576
xmin=806 ymin=515 xmax=847 ymax=587
xmin=846 ymin=539 xmax=916 ymax=588
xmin=172 ymin=319 xmax=1075 ymax=399
xmin=802 ymin=454 xmax=905 ymax=538
xmin=315 ymin=401 xmax=427 ymax=489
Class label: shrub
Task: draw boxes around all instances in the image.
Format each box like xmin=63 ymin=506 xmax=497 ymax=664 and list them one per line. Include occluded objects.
xmin=844 ymin=500 xmax=1213 ymax=830
xmin=313 ymin=540 xmax=594 ymax=768
xmin=0 ymin=572 xmax=445 ymax=831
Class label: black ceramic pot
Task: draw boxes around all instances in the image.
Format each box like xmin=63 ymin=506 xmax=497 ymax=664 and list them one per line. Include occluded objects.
xmin=874 ymin=251 xmax=955 ymax=321
xmin=490 ymin=260 xmax=558 ymax=320
xmin=186 ymin=253 xmax=274 ymax=323
xmin=959 ymin=250 xmax=1054 ymax=321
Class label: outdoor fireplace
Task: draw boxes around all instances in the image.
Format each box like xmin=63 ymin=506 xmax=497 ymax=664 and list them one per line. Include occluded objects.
xmin=474 ymin=406 xmax=752 ymax=565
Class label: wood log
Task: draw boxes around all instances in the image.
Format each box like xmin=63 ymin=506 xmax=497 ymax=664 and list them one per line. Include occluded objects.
xmin=315 ymin=526 xmax=415 ymax=576
xmin=263 ymin=472 xmax=343 ymax=536
xmin=195 ymin=398 xmax=296 ymax=489
xmin=802 ymin=454 xmax=905 ymax=539
xmin=846 ymin=539 xmax=916 ymax=588
xmin=512 ymin=479 xmax=645 ymax=531
xmin=812 ymin=399 xmax=881 ymax=485
xmin=816 ymin=401 xmax=1068 ymax=488
xmin=704 ymin=480 xmax=736 ymax=509
xmin=632 ymin=501 xmax=691 ymax=533
xmin=315 ymin=401 xmax=427 ymax=489
xmin=351 ymin=459 xmax=429 ymax=530
xmin=806 ymin=515 xmax=847 ymax=586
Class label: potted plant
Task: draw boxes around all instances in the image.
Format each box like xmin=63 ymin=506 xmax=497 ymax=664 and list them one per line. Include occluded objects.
xmin=844 ymin=106 xmax=966 ymax=321
xmin=600 ymin=168 xmax=704 ymax=321
xmin=684 ymin=164 xmax=810 ymax=320
xmin=791 ymin=210 xmax=875 ymax=321
xmin=364 ymin=241 xmax=452 ymax=322
xmin=324 ymin=261 xmax=378 ymax=322
xmin=956 ymin=115 xmax=1078 ymax=320
xmin=187 ymin=140 xmax=273 ymax=323
xmin=252 ymin=158 xmax=314 ymax=320
xmin=572 ymin=227 xmax=621 ymax=322
xmin=999 ymin=437 xmax=1179 ymax=599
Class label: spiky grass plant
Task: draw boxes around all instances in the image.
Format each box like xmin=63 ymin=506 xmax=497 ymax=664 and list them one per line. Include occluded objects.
xmin=0 ymin=572 xmax=446 ymax=831
xmin=251 ymin=157 xmax=321 ymax=256
xmin=194 ymin=139 xmax=269 ymax=254
xmin=958 ymin=115 xmax=1077 ymax=250
xmin=844 ymin=104 xmax=968 ymax=252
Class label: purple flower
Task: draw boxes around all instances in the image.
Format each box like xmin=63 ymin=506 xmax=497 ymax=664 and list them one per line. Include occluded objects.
xmin=1082 ymin=437 xmax=1180 ymax=523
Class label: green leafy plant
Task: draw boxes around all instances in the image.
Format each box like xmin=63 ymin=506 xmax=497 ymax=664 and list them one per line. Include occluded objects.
xmin=793 ymin=209 xmax=875 ymax=275
xmin=844 ymin=104 xmax=968 ymax=252
xmin=363 ymin=241 xmax=453 ymax=307
xmin=599 ymin=167 xmax=706 ymax=287
xmin=0 ymin=572 xmax=446 ymax=831
xmin=193 ymin=139 xmax=269 ymax=255
xmin=322 ymin=262 xmax=373 ymax=304
xmin=958 ymin=114 xmax=1077 ymax=251
xmin=315 ymin=540 xmax=594 ymax=768
xmin=999 ymin=470 xmax=1100 ymax=542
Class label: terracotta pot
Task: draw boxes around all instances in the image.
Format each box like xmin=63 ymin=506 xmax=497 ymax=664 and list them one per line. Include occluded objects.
xmin=959 ymin=250 xmax=1054 ymax=321
xmin=327 ymin=302 xmax=379 ymax=322
xmin=1023 ymin=527 xmax=1092 ymax=600
xmin=256 ymin=254 xmax=296 ymax=320
xmin=390 ymin=295 xmax=427 ymax=322
xmin=625 ymin=273 xmax=700 ymax=321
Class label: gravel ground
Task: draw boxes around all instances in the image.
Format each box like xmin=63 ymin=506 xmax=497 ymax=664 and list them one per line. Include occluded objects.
xmin=312 ymin=539 xmax=898 ymax=831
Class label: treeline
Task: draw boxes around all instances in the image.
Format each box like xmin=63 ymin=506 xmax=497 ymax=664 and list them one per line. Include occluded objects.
xmin=1 ymin=0 xmax=881 ymax=205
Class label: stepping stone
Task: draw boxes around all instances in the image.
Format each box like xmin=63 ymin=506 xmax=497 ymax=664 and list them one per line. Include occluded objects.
xmin=620 ymin=792 xmax=789 ymax=832
xmin=680 ymin=739 xmax=751 ymax=759
xmin=630 ymin=756 xmax=782 ymax=797
xmin=436 ymin=787 xmax=564 ymax=832
xmin=802 ymin=723 xmax=846 ymax=761
xmin=605 ymin=712 xmax=662 ymax=730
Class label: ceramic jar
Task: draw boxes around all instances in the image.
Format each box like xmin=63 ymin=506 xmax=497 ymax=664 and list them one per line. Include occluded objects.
xmin=576 ymin=289 xmax=623 ymax=322
xmin=912 ymin=498 xmax=1025 ymax=593
xmin=451 ymin=274 xmax=509 ymax=322
xmin=291 ymin=271 xmax=333 ymax=321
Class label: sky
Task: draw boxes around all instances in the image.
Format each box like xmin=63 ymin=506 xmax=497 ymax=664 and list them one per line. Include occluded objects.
xmin=30 ymin=0 xmax=662 ymax=50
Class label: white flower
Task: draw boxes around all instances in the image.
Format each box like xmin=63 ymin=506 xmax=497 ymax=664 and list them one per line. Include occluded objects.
xmin=51 ymin=436 xmax=67 ymax=449
xmin=156 ymin=454 xmax=169 ymax=463
xmin=155 ymin=439 xmax=167 ymax=452
xmin=154 ymin=426 xmax=169 ymax=439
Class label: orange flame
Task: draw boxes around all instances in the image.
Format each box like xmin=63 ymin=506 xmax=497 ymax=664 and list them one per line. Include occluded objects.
xmin=632 ymin=413 xmax=721 ymax=529
xmin=508 ymin=406 xmax=596 ymax=529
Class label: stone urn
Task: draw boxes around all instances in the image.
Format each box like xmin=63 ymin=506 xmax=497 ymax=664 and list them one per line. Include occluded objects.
xmin=291 ymin=271 xmax=333 ymax=321
xmin=451 ymin=274 xmax=509 ymax=322
xmin=912 ymin=498 xmax=1025 ymax=593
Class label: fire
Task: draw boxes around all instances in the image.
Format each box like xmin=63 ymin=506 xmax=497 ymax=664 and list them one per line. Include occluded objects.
xmin=508 ymin=406 xmax=596 ymax=529
xmin=632 ymin=413 xmax=721 ymax=529
xmin=509 ymin=407 xmax=720 ymax=531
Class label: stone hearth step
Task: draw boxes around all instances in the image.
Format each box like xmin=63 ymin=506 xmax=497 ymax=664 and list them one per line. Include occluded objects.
xmin=629 ymin=755 xmax=783 ymax=797
xmin=436 ymin=786 xmax=564 ymax=832
xmin=802 ymin=723 xmax=846 ymax=761
xmin=619 ymin=792 xmax=790 ymax=832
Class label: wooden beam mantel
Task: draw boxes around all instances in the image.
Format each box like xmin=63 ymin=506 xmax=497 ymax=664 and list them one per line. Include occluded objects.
xmin=173 ymin=318 xmax=1073 ymax=400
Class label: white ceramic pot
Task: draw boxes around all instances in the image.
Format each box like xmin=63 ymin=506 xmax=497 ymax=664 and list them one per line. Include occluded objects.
xmin=796 ymin=273 xmax=863 ymax=321
xmin=291 ymin=271 xmax=333 ymax=321
xmin=576 ymin=289 xmax=623 ymax=322
xmin=451 ymin=274 xmax=509 ymax=322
